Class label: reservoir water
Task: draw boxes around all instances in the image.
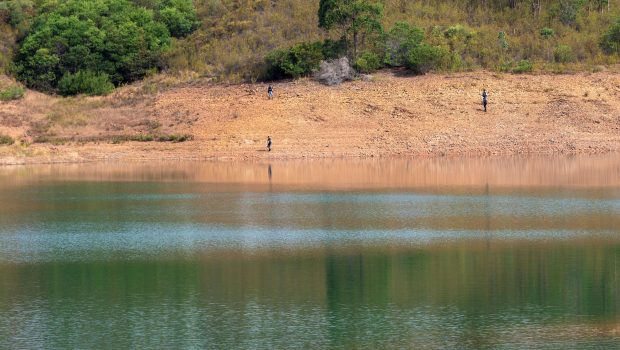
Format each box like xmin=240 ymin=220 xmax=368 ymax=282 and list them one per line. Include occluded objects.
xmin=0 ymin=156 xmax=619 ymax=349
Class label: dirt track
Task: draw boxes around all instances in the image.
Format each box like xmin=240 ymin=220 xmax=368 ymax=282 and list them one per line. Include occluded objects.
xmin=1 ymin=70 xmax=620 ymax=164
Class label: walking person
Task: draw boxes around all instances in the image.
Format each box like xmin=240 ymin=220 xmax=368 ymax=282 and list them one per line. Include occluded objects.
xmin=267 ymin=136 xmax=272 ymax=152
xmin=482 ymin=89 xmax=488 ymax=112
xmin=267 ymin=85 xmax=273 ymax=100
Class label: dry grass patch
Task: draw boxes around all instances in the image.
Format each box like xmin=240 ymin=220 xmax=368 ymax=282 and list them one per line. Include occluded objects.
xmin=0 ymin=134 xmax=14 ymax=145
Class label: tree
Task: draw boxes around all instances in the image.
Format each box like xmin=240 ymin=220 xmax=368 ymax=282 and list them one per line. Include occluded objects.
xmin=318 ymin=0 xmax=383 ymax=59
xmin=12 ymin=0 xmax=172 ymax=94
xmin=384 ymin=22 xmax=424 ymax=66
xmin=498 ymin=31 xmax=509 ymax=56
xmin=532 ymin=0 xmax=542 ymax=16
xmin=557 ymin=0 xmax=587 ymax=25
xmin=600 ymin=18 xmax=620 ymax=55
xmin=157 ymin=0 xmax=200 ymax=38
xmin=0 ymin=0 xmax=33 ymax=28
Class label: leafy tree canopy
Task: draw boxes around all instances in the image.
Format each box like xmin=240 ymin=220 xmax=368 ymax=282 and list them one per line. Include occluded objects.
xmin=600 ymin=18 xmax=620 ymax=55
xmin=318 ymin=0 xmax=383 ymax=58
xmin=12 ymin=0 xmax=199 ymax=94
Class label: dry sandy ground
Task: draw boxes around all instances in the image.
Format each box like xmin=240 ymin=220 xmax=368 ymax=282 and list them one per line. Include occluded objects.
xmin=1 ymin=70 xmax=620 ymax=164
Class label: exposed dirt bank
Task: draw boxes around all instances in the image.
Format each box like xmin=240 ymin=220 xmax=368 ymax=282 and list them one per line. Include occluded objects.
xmin=1 ymin=71 xmax=619 ymax=165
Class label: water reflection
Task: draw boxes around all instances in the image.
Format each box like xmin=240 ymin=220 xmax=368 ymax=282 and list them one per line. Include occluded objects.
xmin=1 ymin=154 xmax=620 ymax=190
xmin=0 ymin=243 xmax=618 ymax=349
xmin=0 ymin=156 xmax=619 ymax=349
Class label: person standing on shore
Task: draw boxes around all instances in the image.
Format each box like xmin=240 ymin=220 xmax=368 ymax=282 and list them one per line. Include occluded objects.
xmin=267 ymin=136 xmax=272 ymax=152
xmin=482 ymin=89 xmax=488 ymax=112
xmin=267 ymin=85 xmax=273 ymax=100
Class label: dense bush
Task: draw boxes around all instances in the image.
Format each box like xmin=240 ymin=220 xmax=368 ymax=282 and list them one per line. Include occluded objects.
xmin=0 ymin=85 xmax=25 ymax=101
xmin=499 ymin=59 xmax=535 ymax=73
xmin=384 ymin=22 xmax=424 ymax=67
xmin=58 ymin=71 xmax=114 ymax=96
xmin=2 ymin=0 xmax=620 ymax=86
xmin=512 ymin=59 xmax=534 ymax=73
xmin=0 ymin=0 xmax=33 ymax=28
xmin=443 ymin=24 xmax=474 ymax=47
xmin=13 ymin=0 xmax=171 ymax=93
xmin=540 ymin=27 xmax=556 ymax=39
xmin=265 ymin=41 xmax=324 ymax=79
xmin=321 ymin=38 xmax=347 ymax=60
xmin=600 ymin=19 xmax=620 ymax=55
xmin=157 ymin=0 xmax=200 ymax=38
xmin=554 ymin=44 xmax=576 ymax=63
xmin=160 ymin=0 xmax=619 ymax=81
xmin=405 ymin=44 xmax=447 ymax=74
xmin=355 ymin=51 xmax=382 ymax=73
xmin=264 ymin=39 xmax=350 ymax=79
xmin=10 ymin=0 xmax=199 ymax=95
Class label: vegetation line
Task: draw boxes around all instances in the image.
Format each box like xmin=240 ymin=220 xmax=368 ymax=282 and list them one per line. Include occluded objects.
xmin=0 ymin=0 xmax=619 ymax=95
xmin=32 ymin=134 xmax=194 ymax=145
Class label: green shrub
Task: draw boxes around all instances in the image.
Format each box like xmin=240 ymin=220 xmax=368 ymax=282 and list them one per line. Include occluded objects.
xmin=445 ymin=51 xmax=464 ymax=71
xmin=265 ymin=49 xmax=291 ymax=80
xmin=0 ymin=0 xmax=34 ymax=28
xmin=443 ymin=24 xmax=475 ymax=54
xmin=58 ymin=71 xmax=114 ymax=96
xmin=0 ymin=3 xmax=10 ymax=24
xmin=443 ymin=24 xmax=473 ymax=40
xmin=265 ymin=41 xmax=324 ymax=79
xmin=556 ymin=0 xmax=584 ymax=26
xmin=554 ymin=44 xmax=576 ymax=63
xmin=384 ymin=22 xmax=424 ymax=67
xmin=155 ymin=134 xmax=193 ymax=142
xmin=4 ymin=0 xmax=620 ymax=86
xmin=0 ymin=85 xmax=25 ymax=101
xmin=405 ymin=44 xmax=447 ymax=74
xmin=289 ymin=42 xmax=324 ymax=75
xmin=321 ymin=38 xmax=347 ymax=60
xmin=540 ymin=27 xmax=556 ymax=39
xmin=512 ymin=59 xmax=533 ymax=73
xmin=498 ymin=31 xmax=509 ymax=50
xmin=0 ymin=134 xmax=15 ymax=145
xmin=158 ymin=0 xmax=200 ymax=38
xmin=13 ymin=0 xmax=172 ymax=94
xmin=355 ymin=51 xmax=382 ymax=73
xmin=498 ymin=60 xmax=513 ymax=72
xmin=133 ymin=134 xmax=154 ymax=142
xmin=600 ymin=19 xmax=620 ymax=55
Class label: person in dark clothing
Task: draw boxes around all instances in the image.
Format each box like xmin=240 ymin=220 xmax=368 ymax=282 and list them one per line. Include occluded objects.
xmin=267 ymin=85 xmax=273 ymax=99
xmin=267 ymin=136 xmax=272 ymax=152
xmin=482 ymin=89 xmax=488 ymax=112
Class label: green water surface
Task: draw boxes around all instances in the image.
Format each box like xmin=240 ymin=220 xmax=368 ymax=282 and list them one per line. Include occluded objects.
xmin=0 ymin=158 xmax=619 ymax=349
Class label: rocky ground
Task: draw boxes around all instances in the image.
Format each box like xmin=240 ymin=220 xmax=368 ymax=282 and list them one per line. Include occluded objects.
xmin=1 ymin=70 xmax=619 ymax=164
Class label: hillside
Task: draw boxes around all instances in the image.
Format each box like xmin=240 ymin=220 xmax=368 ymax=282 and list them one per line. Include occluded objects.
xmin=2 ymin=0 xmax=620 ymax=86
xmin=166 ymin=0 xmax=620 ymax=79
xmin=1 ymin=70 xmax=620 ymax=164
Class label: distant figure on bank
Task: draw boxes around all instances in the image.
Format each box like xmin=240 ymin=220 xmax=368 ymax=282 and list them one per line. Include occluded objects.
xmin=267 ymin=136 xmax=272 ymax=152
xmin=267 ymin=85 xmax=273 ymax=99
xmin=482 ymin=89 xmax=488 ymax=112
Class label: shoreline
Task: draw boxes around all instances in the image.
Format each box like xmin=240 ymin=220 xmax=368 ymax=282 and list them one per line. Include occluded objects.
xmin=1 ymin=146 xmax=619 ymax=167
xmin=2 ymin=70 xmax=620 ymax=165
xmin=2 ymin=154 xmax=620 ymax=191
